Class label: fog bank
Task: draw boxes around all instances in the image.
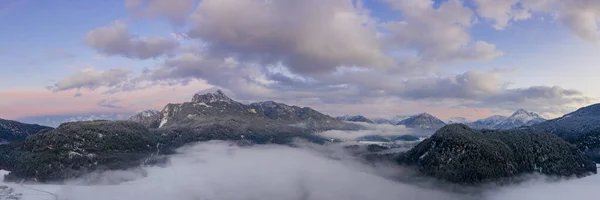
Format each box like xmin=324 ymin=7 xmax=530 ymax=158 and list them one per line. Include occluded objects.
xmin=3 ymin=141 xmax=599 ymax=200
xmin=318 ymin=122 xmax=426 ymax=141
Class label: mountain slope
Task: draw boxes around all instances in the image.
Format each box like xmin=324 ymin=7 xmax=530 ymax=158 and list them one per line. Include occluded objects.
xmin=494 ymin=109 xmax=545 ymax=129
xmin=336 ymin=115 xmax=374 ymax=123
xmin=396 ymin=113 xmax=446 ymax=130
xmin=531 ymin=104 xmax=600 ymax=139
xmin=467 ymin=109 xmax=545 ymax=130
xmin=0 ymin=118 xmax=52 ymax=143
xmin=371 ymin=117 xmax=392 ymax=125
xmin=129 ymin=110 xmax=162 ymax=128
xmin=400 ymin=124 xmax=597 ymax=184
xmin=529 ymin=103 xmax=600 ymax=162
xmin=1 ymin=120 xmax=162 ymax=182
xmin=467 ymin=115 xmax=508 ymax=129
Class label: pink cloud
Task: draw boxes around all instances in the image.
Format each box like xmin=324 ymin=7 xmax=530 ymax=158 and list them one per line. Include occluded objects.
xmin=0 ymin=80 xmax=211 ymax=119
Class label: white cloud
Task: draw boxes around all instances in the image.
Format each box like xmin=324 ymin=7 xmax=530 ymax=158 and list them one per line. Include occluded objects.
xmin=84 ymin=21 xmax=178 ymax=59
xmin=318 ymin=122 xmax=420 ymax=141
xmin=382 ymin=0 xmax=503 ymax=62
xmin=49 ymin=68 xmax=130 ymax=92
xmin=187 ymin=0 xmax=395 ymax=74
xmin=474 ymin=0 xmax=532 ymax=30
xmin=476 ymin=0 xmax=600 ymax=41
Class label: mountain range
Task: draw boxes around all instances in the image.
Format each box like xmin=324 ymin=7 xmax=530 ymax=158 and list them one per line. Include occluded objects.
xmin=468 ymin=109 xmax=546 ymax=130
xmin=0 ymin=90 xmax=597 ymax=184
xmin=337 ymin=109 xmax=546 ymax=130
xmin=18 ymin=113 xmax=133 ymax=127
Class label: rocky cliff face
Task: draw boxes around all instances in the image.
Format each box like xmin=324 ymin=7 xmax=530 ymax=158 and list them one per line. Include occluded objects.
xmin=128 ymin=110 xmax=162 ymax=128
xmin=399 ymin=124 xmax=597 ymax=184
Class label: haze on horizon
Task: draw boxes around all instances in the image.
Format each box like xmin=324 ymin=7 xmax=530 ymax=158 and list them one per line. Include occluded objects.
xmin=2 ymin=0 xmax=600 ymax=122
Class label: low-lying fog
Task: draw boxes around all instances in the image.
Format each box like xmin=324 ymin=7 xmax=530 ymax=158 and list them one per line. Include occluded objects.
xmin=3 ymin=140 xmax=599 ymax=200
xmin=318 ymin=122 xmax=426 ymax=141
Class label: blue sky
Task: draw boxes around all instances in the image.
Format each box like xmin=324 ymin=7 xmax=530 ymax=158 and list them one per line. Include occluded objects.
xmin=1 ymin=0 xmax=599 ymax=121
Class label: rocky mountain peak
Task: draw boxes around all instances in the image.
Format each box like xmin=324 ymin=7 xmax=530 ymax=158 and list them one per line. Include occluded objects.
xmin=397 ymin=113 xmax=446 ymax=129
xmin=507 ymin=109 xmax=545 ymax=122
xmin=192 ymin=90 xmax=235 ymax=104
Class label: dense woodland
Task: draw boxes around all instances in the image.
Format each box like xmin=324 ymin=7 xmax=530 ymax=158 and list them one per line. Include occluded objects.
xmin=399 ymin=124 xmax=597 ymax=184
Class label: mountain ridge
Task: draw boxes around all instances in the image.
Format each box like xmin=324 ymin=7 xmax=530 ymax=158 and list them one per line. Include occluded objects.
xmin=0 ymin=118 xmax=52 ymax=143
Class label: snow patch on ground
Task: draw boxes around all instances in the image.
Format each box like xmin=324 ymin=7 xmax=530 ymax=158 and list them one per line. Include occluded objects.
xmin=158 ymin=118 xmax=168 ymax=128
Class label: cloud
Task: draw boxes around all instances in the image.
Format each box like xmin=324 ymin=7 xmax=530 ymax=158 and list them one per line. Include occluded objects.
xmin=125 ymin=0 xmax=196 ymax=25
xmin=473 ymin=0 xmax=532 ymax=30
xmin=97 ymin=97 xmax=122 ymax=108
xmin=476 ymin=0 xmax=600 ymax=41
xmin=48 ymin=67 xmax=131 ymax=92
xmin=478 ymin=86 xmax=591 ymax=115
xmin=382 ymin=0 xmax=503 ymax=63
xmin=398 ymin=70 xmax=589 ymax=115
xmin=61 ymin=0 xmax=594 ymax=119
xmin=400 ymin=70 xmax=503 ymax=100
xmin=0 ymin=80 xmax=211 ymax=119
xmin=84 ymin=21 xmax=178 ymax=59
xmin=318 ymin=122 xmax=422 ymax=141
xmin=187 ymin=0 xmax=395 ymax=74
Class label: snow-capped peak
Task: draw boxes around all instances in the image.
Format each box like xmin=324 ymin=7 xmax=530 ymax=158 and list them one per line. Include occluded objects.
xmin=192 ymin=90 xmax=235 ymax=104
xmin=140 ymin=110 xmax=160 ymax=117
xmin=508 ymin=109 xmax=544 ymax=122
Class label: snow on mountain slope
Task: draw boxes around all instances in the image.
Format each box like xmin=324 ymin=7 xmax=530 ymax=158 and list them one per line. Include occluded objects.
xmin=494 ymin=109 xmax=546 ymax=129
xmin=468 ymin=109 xmax=545 ymax=130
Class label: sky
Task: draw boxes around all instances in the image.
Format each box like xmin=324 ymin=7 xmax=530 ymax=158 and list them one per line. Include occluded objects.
xmin=1 ymin=0 xmax=600 ymax=121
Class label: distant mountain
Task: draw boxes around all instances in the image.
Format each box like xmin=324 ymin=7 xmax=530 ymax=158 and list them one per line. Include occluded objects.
xmin=389 ymin=115 xmax=411 ymax=125
xmin=400 ymin=124 xmax=597 ymax=184
xmin=18 ymin=113 xmax=132 ymax=127
xmin=0 ymin=119 xmax=51 ymax=143
xmin=368 ymin=115 xmax=412 ymax=125
xmin=467 ymin=109 xmax=545 ymax=130
xmin=396 ymin=113 xmax=446 ymax=130
xmin=371 ymin=117 xmax=392 ymax=125
xmin=446 ymin=117 xmax=470 ymax=124
xmin=336 ymin=115 xmax=374 ymax=123
xmin=128 ymin=110 xmax=162 ymax=128
xmin=494 ymin=109 xmax=546 ymax=129
xmin=468 ymin=115 xmax=508 ymax=129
